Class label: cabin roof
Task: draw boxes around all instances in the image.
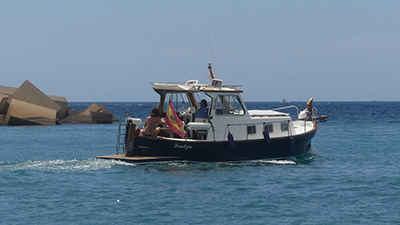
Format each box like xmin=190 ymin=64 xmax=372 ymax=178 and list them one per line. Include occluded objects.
xmin=151 ymin=82 xmax=243 ymax=93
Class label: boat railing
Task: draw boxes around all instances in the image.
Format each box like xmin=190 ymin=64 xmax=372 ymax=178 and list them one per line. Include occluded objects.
xmin=269 ymin=105 xmax=300 ymax=116
xmin=116 ymin=113 xmax=130 ymax=155
xmin=312 ymin=107 xmax=319 ymax=121
xmin=271 ymin=105 xmax=309 ymax=134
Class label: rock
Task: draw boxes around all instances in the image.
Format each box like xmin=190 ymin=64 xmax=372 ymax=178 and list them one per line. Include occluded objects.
xmin=59 ymin=111 xmax=92 ymax=124
xmin=85 ymin=102 xmax=102 ymax=113
xmin=5 ymin=99 xmax=57 ymax=125
xmin=0 ymin=81 xmax=117 ymax=125
xmin=48 ymin=95 xmax=68 ymax=120
xmin=8 ymin=80 xmax=61 ymax=113
xmin=67 ymin=110 xmax=82 ymax=117
xmin=91 ymin=111 xmax=113 ymax=124
xmin=0 ymin=85 xmax=17 ymax=95
xmin=0 ymin=114 xmax=5 ymax=125
xmin=83 ymin=103 xmax=116 ymax=123
xmin=2 ymin=80 xmax=63 ymax=125
xmin=60 ymin=103 xmax=117 ymax=124
xmin=98 ymin=104 xmax=119 ymax=122
xmin=0 ymin=93 xmax=9 ymax=114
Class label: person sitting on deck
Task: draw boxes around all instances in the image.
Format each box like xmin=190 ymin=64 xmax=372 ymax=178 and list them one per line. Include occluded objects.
xmin=141 ymin=107 xmax=166 ymax=137
xmin=194 ymin=99 xmax=209 ymax=120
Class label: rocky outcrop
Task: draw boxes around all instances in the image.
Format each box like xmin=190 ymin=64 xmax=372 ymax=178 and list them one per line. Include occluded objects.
xmin=4 ymin=80 xmax=61 ymax=125
xmin=6 ymin=99 xmax=58 ymax=125
xmin=0 ymin=81 xmax=117 ymax=126
xmin=60 ymin=103 xmax=118 ymax=124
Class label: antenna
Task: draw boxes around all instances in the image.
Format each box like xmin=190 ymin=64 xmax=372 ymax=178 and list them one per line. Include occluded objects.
xmin=207 ymin=35 xmax=216 ymax=76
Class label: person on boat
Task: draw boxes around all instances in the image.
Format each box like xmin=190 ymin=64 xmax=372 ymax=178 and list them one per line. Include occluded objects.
xmin=141 ymin=107 xmax=166 ymax=137
xmin=194 ymin=99 xmax=209 ymax=120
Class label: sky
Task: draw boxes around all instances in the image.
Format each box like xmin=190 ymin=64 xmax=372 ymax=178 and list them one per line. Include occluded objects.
xmin=1 ymin=0 xmax=400 ymax=102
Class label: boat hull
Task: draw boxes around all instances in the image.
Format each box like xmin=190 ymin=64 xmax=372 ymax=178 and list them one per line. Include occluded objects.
xmin=129 ymin=128 xmax=317 ymax=162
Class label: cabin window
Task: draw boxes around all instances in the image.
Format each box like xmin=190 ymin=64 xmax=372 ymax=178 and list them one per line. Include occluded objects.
xmin=163 ymin=93 xmax=190 ymax=113
xmin=215 ymin=95 xmax=245 ymax=116
xmin=247 ymin=125 xmax=256 ymax=135
xmin=264 ymin=124 xmax=273 ymax=133
xmin=281 ymin=123 xmax=288 ymax=132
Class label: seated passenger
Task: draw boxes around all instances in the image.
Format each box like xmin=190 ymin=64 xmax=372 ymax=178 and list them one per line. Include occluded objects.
xmin=141 ymin=107 xmax=166 ymax=137
xmin=194 ymin=99 xmax=209 ymax=120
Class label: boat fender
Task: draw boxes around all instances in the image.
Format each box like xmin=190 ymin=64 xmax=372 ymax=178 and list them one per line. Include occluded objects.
xmin=290 ymin=137 xmax=295 ymax=155
xmin=228 ymin=132 xmax=235 ymax=149
xmin=263 ymin=130 xmax=272 ymax=146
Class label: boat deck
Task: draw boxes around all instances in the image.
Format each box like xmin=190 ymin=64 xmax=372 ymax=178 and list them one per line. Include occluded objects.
xmin=96 ymin=154 xmax=184 ymax=163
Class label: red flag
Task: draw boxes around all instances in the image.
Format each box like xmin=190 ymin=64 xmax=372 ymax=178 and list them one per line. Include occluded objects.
xmin=165 ymin=99 xmax=186 ymax=138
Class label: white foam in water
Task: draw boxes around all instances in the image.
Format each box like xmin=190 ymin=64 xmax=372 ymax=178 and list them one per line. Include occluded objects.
xmin=256 ymin=159 xmax=297 ymax=165
xmin=131 ymin=159 xmax=297 ymax=168
xmin=0 ymin=158 xmax=133 ymax=172
xmin=0 ymin=157 xmax=299 ymax=173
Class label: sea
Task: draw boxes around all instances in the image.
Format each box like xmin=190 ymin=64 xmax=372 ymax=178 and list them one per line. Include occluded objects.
xmin=1 ymin=101 xmax=400 ymax=224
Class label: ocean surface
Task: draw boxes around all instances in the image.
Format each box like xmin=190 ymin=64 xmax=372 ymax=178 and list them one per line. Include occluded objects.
xmin=1 ymin=101 xmax=400 ymax=224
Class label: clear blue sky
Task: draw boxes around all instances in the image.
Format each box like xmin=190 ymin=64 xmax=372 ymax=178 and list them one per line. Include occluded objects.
xmin=1 ymin=1 xmax=399 ymax=102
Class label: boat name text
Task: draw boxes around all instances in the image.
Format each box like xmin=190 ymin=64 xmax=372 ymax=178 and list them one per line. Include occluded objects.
xmin=173 ymin=143 xmax=192 ymax=151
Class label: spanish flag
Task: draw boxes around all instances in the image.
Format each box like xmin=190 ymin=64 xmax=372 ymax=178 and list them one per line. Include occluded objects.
xmin=166 ymin=99 xmax=186 ymax=138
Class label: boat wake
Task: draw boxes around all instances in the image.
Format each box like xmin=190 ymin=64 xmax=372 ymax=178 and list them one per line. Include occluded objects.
xmin=0 ymin=149 xmax=320 ymax=173
xmin=0 ymin=158 xmax=131 ymax=173
xmin=130 ymin=149 xmax=320 ymax=169
xmin=123 ymin=158 xmax=300 ymax=170
xmin=255 ymin=159 xmax=297 ymax=165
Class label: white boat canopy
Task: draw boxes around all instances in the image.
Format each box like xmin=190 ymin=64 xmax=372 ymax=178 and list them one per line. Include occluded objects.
xmin=152 ymin=80 xmax=243 ymax=93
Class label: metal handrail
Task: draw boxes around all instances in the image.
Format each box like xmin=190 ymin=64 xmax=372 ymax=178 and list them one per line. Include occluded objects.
xmin=269 ymin=105 xmax=300 ymax=116
xmin=116 ymin=113 xmax=129 ymax=154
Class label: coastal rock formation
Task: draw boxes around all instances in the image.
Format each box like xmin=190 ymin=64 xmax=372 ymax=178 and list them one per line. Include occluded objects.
xmin=5 ymin=80 xmax=61 ymax=125
xmin=0 ymin=81 xmax=117 ymax=126
xmin=6 ymin=99 xmax=57 ymax=125
xmin=60 ymin=103 xmax=117 ymax=124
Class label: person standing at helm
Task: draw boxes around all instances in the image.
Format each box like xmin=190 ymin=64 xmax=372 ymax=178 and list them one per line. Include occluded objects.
xmin=194 ymin=99 xmax=209 ymax=119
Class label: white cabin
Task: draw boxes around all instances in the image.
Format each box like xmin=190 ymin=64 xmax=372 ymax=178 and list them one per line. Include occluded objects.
xmin=150 ymin=79 xmax=315 ymax=142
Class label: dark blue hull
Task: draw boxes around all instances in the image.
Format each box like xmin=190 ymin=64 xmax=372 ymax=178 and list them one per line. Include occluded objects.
xmin=129 ymin=129 xmax=317 ymax=162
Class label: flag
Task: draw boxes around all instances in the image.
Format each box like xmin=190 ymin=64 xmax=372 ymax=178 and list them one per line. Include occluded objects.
xmin=165 ymin=99 xmax=186 ymax=138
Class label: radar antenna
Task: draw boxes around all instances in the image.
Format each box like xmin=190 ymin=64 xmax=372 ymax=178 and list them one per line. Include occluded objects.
xmin=208 ymin=36 xmax=216 ymax=78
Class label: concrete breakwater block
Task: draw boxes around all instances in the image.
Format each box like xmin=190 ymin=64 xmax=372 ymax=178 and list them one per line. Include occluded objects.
xmin=59 ymin=112 xmax=93 ymax=124
xmin=86 ymin=103 xmax=118 ymax=122
xmin=0 ymin=114 xmax=5 ymax=125
xmin=48 ymin=95 xmax=68 ymax=120
xmin=0 ymin=81 xmax=63 ymax=126
xmin=8 ymin=80 xmax=61 ymax=112
xmin=0 ymin=93 xmax=9 ymax=114
xmin=6 ymin=99 xmax=57 ymax=125
xmin=0 ymin=85 xmax=18 ymax=95
xmin=60 ymin=103 xmax=117 ymax=124
xmin=0 ymin=81 xmax=117 ymax=126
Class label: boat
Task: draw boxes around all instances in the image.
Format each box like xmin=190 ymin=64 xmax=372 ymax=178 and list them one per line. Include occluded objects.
xmin=97 ymin=64 xmax=320 ymax=163
xmin=372 ymin=93 xmax=377 ymax=102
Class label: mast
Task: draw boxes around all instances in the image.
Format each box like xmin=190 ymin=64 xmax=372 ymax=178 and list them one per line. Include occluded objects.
xmin=208 ymin=63 xmax=215 ymax=84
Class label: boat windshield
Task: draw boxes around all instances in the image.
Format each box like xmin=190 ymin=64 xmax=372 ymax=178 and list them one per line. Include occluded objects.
xmin=194 ymin=92 xmax=211 ymax=108
xmin=162 ymin=93 xmax=191 ymax=113
xmin=215 ymin=95 xmax=245 ymax=116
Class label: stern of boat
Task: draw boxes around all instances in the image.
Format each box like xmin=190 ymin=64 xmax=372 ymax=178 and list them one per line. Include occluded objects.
xmin=116 ymin=115 xmax=143 ymax=157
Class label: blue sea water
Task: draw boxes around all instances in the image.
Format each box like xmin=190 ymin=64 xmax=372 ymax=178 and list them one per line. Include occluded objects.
xmin=1 ymin=101 xmax=400 ymax=224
